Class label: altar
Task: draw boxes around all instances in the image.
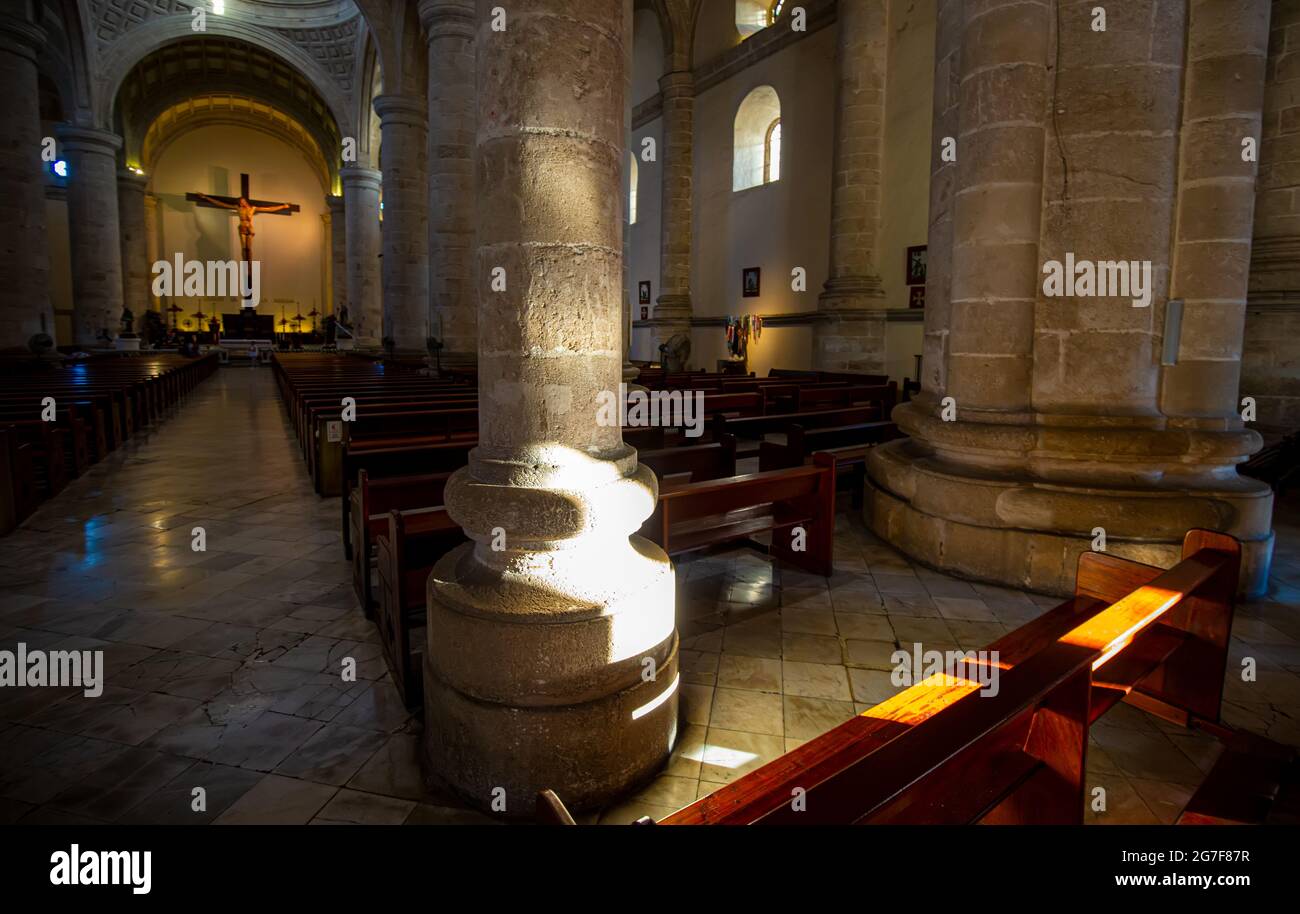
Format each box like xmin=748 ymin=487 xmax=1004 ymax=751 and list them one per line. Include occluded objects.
xmin=221 ymin=311 xmax=275 ymax=340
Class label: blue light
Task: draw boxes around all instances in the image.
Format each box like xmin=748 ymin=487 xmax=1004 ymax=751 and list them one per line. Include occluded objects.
xmin=52 ymin=160 xmax=68 ymax=178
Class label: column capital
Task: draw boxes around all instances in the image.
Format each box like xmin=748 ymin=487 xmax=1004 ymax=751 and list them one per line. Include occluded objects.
xmin=418 ymin=0 xmax=475 ymax=38
xmin=372 ymin=94 xmax=428 ymax=129
xmin=55 ymin=125 xmax=122 ymax=157
xmin=658 ymin=69 xmax=694 ymax=99
xmin=325 ymin=193 xmax=346 ymax=213
xmin=117 ymin=169 xmax=148 ymax=192
xmin=339 ymin=165 xmax=382 ymax=191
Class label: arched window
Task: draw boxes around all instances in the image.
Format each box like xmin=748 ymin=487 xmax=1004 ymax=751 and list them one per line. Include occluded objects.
xmin=737 ymin=0 xmax=785 ymax=37
xmin=764 ymin=118 xmax=781 ymax=184
xmin=629 ymin=152 xmax=639 ymax=225
xmin=733 ymin=86 xmax=782 ymax=191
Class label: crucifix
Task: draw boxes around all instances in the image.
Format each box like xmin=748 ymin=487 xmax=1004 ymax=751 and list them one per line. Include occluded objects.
xmin=186 ymin=172 xmax=300 ymax=306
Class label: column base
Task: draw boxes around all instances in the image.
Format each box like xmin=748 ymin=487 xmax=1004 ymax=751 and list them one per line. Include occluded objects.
xmin=865 ymin=437 xmax=1276 ymax=597
xmin=422 ymin=535 xmax=679 ymax=816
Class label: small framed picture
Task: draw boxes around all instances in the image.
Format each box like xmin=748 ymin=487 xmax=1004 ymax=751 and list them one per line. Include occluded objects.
xmin=742 ymin=267 xmax=761 ymax=298
xmin=639 ymin=306 xmax=648 ymax=320
xmin=906 ymin=245 xmax=927 ymax=286
xmin=908 ymin=285 xmax=926 ymax=309
xmin=638 ymin=281 xmax=651 ymax=305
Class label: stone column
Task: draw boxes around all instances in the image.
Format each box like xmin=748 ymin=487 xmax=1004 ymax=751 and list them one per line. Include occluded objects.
xmin=867 ymin=0 xmax=1275 ymax=596
xmin=424 ymin=0 xmax=678 ymax=814
xmin=919 ymin=0 xmax=962 ymax=396
xmin=652 ymin=68 xmax=694 ymax=356
xmin=117 ymin=170 xmax=150 ymax=319
xmin=1246 ymin=0 xmax=1300 ymax=430
xmin=814 ymin=0 xmax=889 ymax=372
xmin=0 ymin=13 xmax=52 ymax=349
xmin=420 ymin=0 xmax=478 ymax=369
xmin=58 ymin=125 xmax=124 ymax=347
xmin=325 ymin=193 xmax=347 ymax=319
xmin=1164 ymin=0 xmax=1268 ymax=419
xmin=373 ymin=94 xmax=429 ymax=353
xmin=143 ymin=193 xmax=160 ymax=311
xmin=339 ymin=166 xmax=382 ymax=343
xmin=621 ymin=0 xmax=638 ymax=382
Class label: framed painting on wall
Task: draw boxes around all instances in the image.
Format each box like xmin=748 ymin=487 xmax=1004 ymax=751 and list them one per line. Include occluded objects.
xmin=909 ymin=285 xmax=925 ymax=309
xmin=906 ymin=245 xmax=927 ymax=286
xmin=743 ymin=267 xmax=761 ymax=298
xmin=639 ymin=281 xmax=651 ymax=305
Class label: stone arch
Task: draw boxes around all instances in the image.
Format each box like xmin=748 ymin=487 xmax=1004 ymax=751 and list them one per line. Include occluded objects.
xmin=93 ymin=14 xmax=356 ymax=140
xmin=140 ymin=97 xmax=335 ymax=196
xmin=36 ymin=0 xmax=95 ymax=124
xmin=113 ymin=37 xmax=343 ymax=189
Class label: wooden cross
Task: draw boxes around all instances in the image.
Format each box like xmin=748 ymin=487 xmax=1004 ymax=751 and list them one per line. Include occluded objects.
xmin=185 ymin=172 xmax=300 ymax=273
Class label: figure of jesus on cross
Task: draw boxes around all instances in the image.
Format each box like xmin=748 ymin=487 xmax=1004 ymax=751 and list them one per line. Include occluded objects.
xmin=186 ymin=173 xmax=300 ymax=307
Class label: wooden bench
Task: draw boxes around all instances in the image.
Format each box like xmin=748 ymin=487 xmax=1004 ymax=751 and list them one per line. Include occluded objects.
xmin=758 ymin=420 xmax=903 ymax=507
xmin=639 ymin=454 xmax=836 ymax=576
xmin=714 ymin=406 xmax=877 ymax=458
xmin=541 ymin=530 xmax=1268 ymax=824
xmin=639 ymin=435 xmax=737 ymax=489
xmin=348 ymin=470 xmax=452 ymax=615
xmin=375 ymin=507 xmax=468 ymax=707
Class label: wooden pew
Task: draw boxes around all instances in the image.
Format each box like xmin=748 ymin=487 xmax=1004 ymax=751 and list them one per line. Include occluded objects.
xmin=375 ymin=507 xmax=468 ymax=706
xmin=543 ymin=530 xmax=1247 ymax=824
xmin=640 ymin=454 xmax=836 ymax=576
xmin=349 ymin=470 xmax=452 ymax=615
xmin=639 ymin=435 xmax=737 ymax=489
xmin=757 ymin=421 xmax=903 ymax=501
xmin=715 ymin=406 xmax=879 ymax=459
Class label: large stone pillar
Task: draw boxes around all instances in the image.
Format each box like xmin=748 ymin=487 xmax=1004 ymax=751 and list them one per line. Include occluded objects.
xmin=339 ymin=165 xmax=382 ymax=343
xmin=143 ymin=193 xmax=160 ymax=311
xmin=868 ymin=0 xmax=1275 ymax=596
xmin=814 ymin=0 xmax=889 ymax=372
xmin=117 ymin=170 xmax=150 ymax=319
xmin=0 ymin=13 xmax=52 ymax=349
xmin=651 ymin=68 xmax=694 ymax=355
xmin=424 ymin=0 xmax=678 ymax=814
xmin=621 ymin=0 xmax=638 ymax=382
xmin=420 ymin=0 xmax=478 ymax=369
xmin=373 ymin=94 xmax=429 ymax=353
xmin=918 ymin=0 xmax=962 ymax=396
xmin=58 ymin=125 xmax=124 ymax=347
xmin=326 ymin=193 xmax=347 ymax=319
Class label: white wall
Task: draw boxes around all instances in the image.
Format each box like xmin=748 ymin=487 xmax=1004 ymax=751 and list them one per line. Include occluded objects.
xmin=149 ymin=124 xmax=328 ymax=327
xmin=690 ymin=27 xmax=837 ymax=371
